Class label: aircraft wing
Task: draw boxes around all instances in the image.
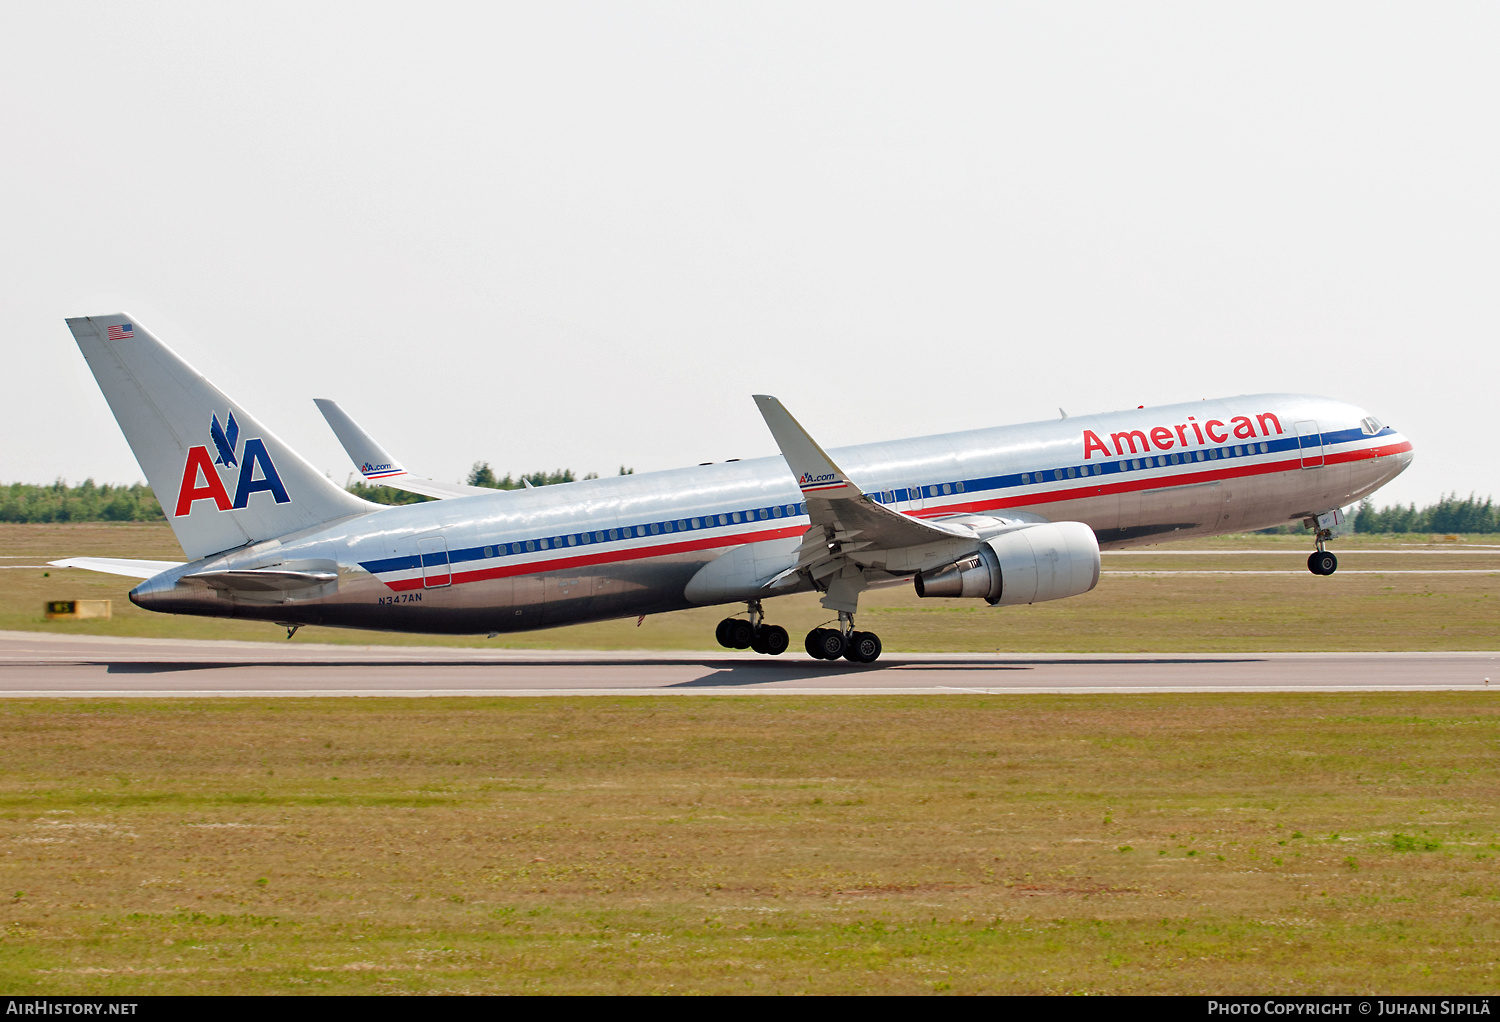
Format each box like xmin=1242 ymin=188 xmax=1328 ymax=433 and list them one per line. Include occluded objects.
xmin=49 ymin=557 xmax=185 ymax=579
xmin=314 ymin=398 xmax=496 ymax=500
xmin=753 ymin=395 xmax=983 ymax=611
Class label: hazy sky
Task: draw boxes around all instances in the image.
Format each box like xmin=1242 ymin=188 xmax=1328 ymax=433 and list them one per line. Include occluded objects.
xmin=2 ymin=3 xmax=1494 ymax=507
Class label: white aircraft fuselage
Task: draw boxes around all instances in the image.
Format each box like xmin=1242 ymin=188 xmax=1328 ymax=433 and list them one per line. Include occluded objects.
xmin=127 ymin=393 xmax=1411 ymax=635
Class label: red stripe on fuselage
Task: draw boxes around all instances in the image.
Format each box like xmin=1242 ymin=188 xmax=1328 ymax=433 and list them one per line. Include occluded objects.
xmin=382 ymin=523 xmax=808 ymax=592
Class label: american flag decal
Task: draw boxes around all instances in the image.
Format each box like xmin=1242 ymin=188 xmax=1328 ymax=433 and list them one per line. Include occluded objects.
xmin=106 ymin=323 xmax=134 ymax=341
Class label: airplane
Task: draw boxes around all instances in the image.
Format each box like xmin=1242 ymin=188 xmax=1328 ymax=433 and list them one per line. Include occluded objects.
xmin=52 ymin=315 xmax=1415 ymax=663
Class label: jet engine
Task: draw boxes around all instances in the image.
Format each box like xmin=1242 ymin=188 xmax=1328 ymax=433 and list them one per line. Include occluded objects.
xmin=913 ymin=521 xmax=1100 ymax=606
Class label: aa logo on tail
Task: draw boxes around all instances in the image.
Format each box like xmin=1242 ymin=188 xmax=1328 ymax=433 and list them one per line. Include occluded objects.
xmin=174 ymin=411 xmax=290 ymax=517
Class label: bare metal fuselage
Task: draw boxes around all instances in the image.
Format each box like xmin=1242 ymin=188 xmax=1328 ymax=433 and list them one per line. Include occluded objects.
xmin=129 ymin=393 xmax=1412 ymax=634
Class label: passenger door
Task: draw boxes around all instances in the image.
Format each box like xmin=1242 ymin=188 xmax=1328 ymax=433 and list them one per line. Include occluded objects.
xmin=1295 ymin=420 xmax=1324 ymax=469
xmin=417 ymin=535 xmax=450 ymax=588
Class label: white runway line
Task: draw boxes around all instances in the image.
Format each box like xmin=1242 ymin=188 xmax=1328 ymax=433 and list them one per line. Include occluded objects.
xmin=1104 ymin=569 xmax=1499 ymax=576
xmin=1103 ymin=548 xmax=1500 ymax=555
xmin=0 ymin=685 xmax=1490 ymax=698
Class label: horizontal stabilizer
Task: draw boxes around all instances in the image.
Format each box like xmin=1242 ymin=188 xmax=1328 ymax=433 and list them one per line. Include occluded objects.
xmin=181 ymin=568 xmax=337 ymax=593
xmin=314 ymin=398 xmax=496 ymax=500
xmin=49 ymin=557 xmax=184 ymax=579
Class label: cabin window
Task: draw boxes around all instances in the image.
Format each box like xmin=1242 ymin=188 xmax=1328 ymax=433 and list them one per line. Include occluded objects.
xmin=677 ymin=520 xmax=687 ymax=530
xmin=608 ymin=529 xmax=618 ymax=541
xmin=788 ymin=505 xmax=800 ymax=516
xmin=1259 ymin=442 xmax=1269 ymax=453
xmin=483 ymin=546 xmax=493 ymax=558
xmin=772 ymin=506 xmax=783 ymax=518
xmin=1022 ymin=473 xmax=1030 ymax=484
xmin=956 ymin=481 xmax=965 ymax=492
xmin=650 ymin=523 xmax=660 ymax=534
xmin=1195 ymin=450 xmax=1205 ymax=462
xmin=731 ymin=512 xmax=742 ymax=524
xmin=718 ymin=514 xmax=728 ymax=526
xmin=691 ymin=518 xmax=701 ymax=529
xmin=525 ymin=540 xmax=535 ymax=552
xmin=566 ymin=535 xmax=576 ymax=546
xmin=1064 ymin=468 xmax=1074 ymax=479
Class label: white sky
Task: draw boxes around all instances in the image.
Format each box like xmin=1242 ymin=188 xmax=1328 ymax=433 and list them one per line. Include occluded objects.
xmin=2 ymin=3 xmax=1494 ymax=508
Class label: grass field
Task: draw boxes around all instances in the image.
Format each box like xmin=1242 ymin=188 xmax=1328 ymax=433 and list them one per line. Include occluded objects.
xmin=3 ymin=523 xmax=1496 ymax=652
xmin=1 ymin=694 xmax=1497 ymax=994
xmin=3 ymin=526 xmax=1498 ymax=993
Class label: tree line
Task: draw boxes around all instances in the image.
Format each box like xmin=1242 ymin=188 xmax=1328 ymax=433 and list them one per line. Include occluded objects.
xmin=2 ymin=478 xmax=1493 ymax=534
xmin=0 ymin=480 xmax=164 ymax=523
xmin=1352 ymin=493 xmax=1499 ymax=534
xmin=1 ymin=465 xmax=638 ymax=520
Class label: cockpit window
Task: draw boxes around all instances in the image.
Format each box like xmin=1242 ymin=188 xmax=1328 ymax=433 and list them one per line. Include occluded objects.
xmin=1360 ymin=416 xmax=1384 ymax=435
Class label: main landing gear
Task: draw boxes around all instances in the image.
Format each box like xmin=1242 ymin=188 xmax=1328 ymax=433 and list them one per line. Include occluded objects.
xmin=804 ymin=610 xmax=882 ymax=664
xmin=1305 ymin=509 xmax=1344 ymax=576
xmin=715 ymin=600 xmax=790 ymax=655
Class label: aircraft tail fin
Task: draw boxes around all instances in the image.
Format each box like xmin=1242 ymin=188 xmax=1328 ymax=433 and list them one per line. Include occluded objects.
xmin=65 ymin=314 xmax=377 ymax=560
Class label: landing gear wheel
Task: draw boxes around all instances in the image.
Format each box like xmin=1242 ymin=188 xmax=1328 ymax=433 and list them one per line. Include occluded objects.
xmin=758 ymin=624 xmax=790 ymax=656
xmin=727 ymin=618 xmax=754 ymax=649
xmin=844 ymin=631 xmax=882 ymax=664
xmin=715 ymin=618 xmax=738 ymax=648
xmin=807 ymin=627 xmax=846 ymax=660
xmin=1308 ymin=551 xmax=1338 ymax=576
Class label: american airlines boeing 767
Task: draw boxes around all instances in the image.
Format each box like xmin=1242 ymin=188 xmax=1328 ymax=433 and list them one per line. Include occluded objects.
xmin=54 ymin=315 xmax=1414 ymax=663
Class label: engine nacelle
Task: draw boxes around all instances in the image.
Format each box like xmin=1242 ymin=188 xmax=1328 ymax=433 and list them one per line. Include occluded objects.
xmin=913 ymin=521 xmax=1101 ymax=606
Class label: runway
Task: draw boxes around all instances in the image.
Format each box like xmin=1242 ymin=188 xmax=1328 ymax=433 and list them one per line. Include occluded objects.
xmin=0 ymin=631 xmax=1494 ymax=697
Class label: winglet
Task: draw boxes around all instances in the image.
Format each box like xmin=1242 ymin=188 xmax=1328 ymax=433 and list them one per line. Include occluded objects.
xmin=315 ymin=398 xmax=496 ymax=500
xmin=313 ymin=398 xmax=408 ymax=483
xmin=752 ymin=395 xmax=863 ymax=501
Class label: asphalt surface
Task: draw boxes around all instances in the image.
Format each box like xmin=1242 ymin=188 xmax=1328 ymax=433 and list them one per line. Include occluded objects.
xmin=0 ymin=631 xmax=1494 ymax=697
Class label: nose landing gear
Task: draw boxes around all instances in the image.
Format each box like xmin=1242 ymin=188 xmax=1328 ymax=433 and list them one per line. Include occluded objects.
xmin=1304 ymin=509 xmax=1344 ymax=576
xmin=715 ymin=600 xmax=790 ymax=655
xmin=805 ymin=611 xmax=882 ymax=663
xmin=1308 ymin=549 xmax=1338 ymax=576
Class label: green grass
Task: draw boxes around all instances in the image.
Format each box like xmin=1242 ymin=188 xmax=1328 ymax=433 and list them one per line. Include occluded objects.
xmin=4 ymin=524 xmax=1496 ymax=651
xmin=0 ymin=695 xmax=1497 ymax=993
